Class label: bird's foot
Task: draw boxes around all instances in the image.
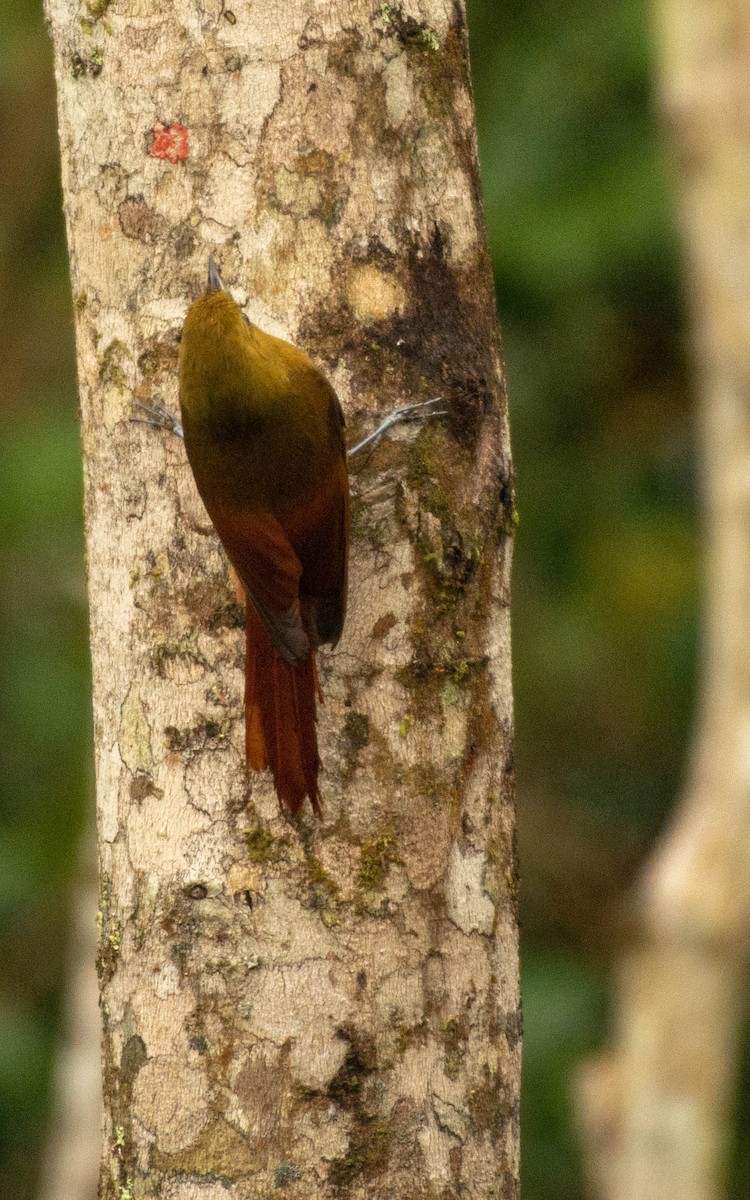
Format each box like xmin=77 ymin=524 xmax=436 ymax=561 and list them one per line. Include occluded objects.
xmin=130 ymin=399 xmax=184 ymax=439
xmin=347 ymin=397 xmax=447 ymax=457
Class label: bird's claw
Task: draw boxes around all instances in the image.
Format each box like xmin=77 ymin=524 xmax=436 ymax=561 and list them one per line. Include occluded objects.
xmin=348 ymin=396 xmax=446 ymax=457
xmin=130 ymin=400 xmax=184 ymax=439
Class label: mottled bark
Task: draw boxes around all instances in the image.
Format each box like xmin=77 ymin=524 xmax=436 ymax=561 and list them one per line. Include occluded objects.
xmin=577 ymin=4 xmax=750 ymax=1199
xmin=46 ymin=2 xmax=518 ymax=1198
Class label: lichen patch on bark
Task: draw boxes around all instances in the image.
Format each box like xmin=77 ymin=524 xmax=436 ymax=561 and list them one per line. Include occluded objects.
xmin=346 ymin=263 xmax=408 ymax=322
xmin=119 ymin=685 xmax=154 ymax=774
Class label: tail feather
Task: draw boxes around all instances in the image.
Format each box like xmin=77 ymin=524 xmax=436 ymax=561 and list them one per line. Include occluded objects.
xmin=245 ymin=601 xmax=321 ymax=816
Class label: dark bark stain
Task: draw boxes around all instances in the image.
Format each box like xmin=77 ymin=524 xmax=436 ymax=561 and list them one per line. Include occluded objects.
xmin=98 ymin=1032 xmax=147 ymax=1200
xmin=342 ymin=709 xmax=370 ymax=778
xmin=118 ymin=196 xmax=169 ymax=243
xmin=327 ymin=1028 xmax=392 ymax=1191
xmin=129 ymin=773 xmax=163 ymax=805
xmin=467 ymin=1066 xmax=517 ymax=1140
xmin=183 ymin=576 xmax=244 ymax=630
xmin=300 ymin=227 xmax=500 ymax=460
xmin=377 ymin=4 xmax=440 ymax=49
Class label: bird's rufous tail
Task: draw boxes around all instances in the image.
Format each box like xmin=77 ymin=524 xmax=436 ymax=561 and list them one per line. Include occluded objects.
xmin=244 ymin=601 xmax=321 ymax=816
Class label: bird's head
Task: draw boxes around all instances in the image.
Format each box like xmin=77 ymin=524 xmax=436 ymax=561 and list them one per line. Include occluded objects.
xmin=179 ymin=257 xmax=253 ymax=404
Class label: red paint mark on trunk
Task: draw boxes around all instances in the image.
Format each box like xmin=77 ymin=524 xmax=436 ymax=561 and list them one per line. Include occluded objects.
xmin=150 ymin=122 xmax=189 ymax=164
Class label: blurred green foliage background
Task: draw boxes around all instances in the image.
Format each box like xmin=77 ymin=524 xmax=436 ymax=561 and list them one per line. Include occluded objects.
xmin=0 ymin=0 xmax=708 ymax=1197
xmin=1 ymin=2 xmax=91 ymax=1197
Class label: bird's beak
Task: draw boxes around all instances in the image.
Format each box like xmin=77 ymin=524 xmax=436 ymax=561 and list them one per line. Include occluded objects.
xmin=206 ymin=255 xmax=224 ymax=292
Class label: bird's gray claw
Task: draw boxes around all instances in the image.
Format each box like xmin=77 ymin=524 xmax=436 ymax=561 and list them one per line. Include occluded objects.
xmin=348 ymin=396 xmax=445 ymax=457
xmin=130 ymin=400 xmax=184 ymax=439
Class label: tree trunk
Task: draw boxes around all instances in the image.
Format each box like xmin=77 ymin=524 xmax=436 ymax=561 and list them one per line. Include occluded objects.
xmin=46 ymin=3 xmax=518 ymax=1196
xmin=577 ymin=3 xmax=750 ymax=1198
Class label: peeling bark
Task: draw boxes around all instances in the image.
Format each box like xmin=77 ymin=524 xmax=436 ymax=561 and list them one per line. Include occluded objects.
xmin=577 ymin=4 xmax=750 ymax=1198
xmin=46 ymin=2 xmax=518 ymax=1197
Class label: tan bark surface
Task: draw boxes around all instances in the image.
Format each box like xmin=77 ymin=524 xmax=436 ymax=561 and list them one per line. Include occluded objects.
xmin=46 ymin=2 xmax=518 ymax=1197
xmin=577 ymin=4 xmax=750 ymax=1198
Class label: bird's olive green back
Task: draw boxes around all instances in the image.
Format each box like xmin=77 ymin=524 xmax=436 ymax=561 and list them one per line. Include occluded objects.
xmin=179 ymin=290 xmax=344 ymax=513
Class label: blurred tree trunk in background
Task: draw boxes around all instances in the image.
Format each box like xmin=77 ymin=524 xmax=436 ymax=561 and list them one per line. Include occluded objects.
xmin=578 ymin=3 xmax=750 ymax=1198
xmin=45 ymin=1 xmax=519 ymax=1196
xmin=37 ymin=833 xmax=100 ymax=1200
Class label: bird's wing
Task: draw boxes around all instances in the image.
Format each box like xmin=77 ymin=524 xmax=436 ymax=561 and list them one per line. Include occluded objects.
xmin=306 ymin=459 xmax=349 ymax=647
xmin=206 ymin=504 xmax=309 ymax=663
xmin=277 ymin=453 xmax=349 ymax=647
xmin=312 ymin=381 xmax=348 ymax=645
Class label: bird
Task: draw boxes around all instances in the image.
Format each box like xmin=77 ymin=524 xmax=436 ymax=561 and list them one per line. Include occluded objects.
xmin=178 ymin=257 xmax=349 ymax=815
